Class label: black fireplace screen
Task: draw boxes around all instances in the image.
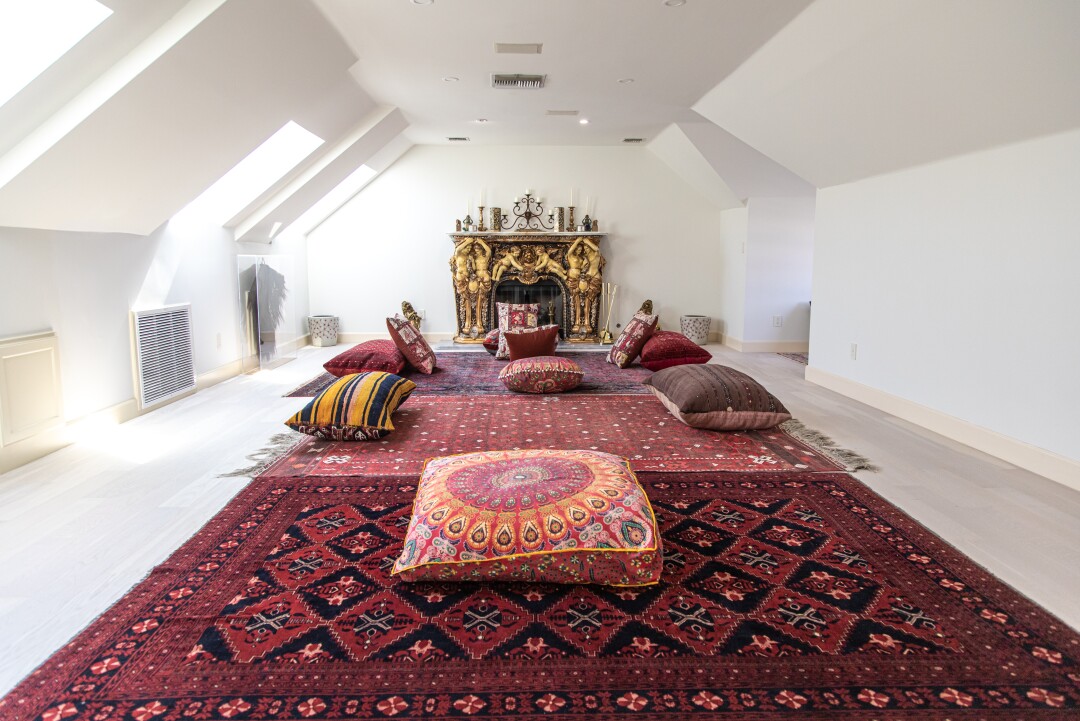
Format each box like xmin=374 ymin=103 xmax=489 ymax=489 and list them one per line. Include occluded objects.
xmin=493 ymin=279 xmax=564 ymax=337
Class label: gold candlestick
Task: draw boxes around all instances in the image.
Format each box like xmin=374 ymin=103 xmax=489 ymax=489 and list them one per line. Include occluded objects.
xmin=477 ymin=206 xmax=486 ymax=232
xmin=567 ymin=206 xmax=576 ymax=231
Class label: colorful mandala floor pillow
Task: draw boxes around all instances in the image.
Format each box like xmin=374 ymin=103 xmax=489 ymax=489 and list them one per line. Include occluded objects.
xmin=285 ymin=371 xmax=416 ymax=440
xmin=607 ymin=310 xmax=658 ymax=368
xmin=386 ymin=313 xmax=437 ymax=373
xmin=638 ymin=330 xmax=712 ymax=371
xmin=495 ymin=301 xmax=539 ymax=359
xmin=498 ymin=355 xmax=583 ymax=393
xmin=323 ymin=339 xmax=406 ymax=377
xmin=644 ymin=363 xmax=792 ymax=430
xmin=392 ymin=449 xmax=662 ymax=586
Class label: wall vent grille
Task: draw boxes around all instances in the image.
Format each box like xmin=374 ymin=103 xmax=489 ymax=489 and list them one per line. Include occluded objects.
xmin=491 ymin=73 xmax=545 ymax=89
xmin=132 ymin=304 xmax=195 ymax=409
xmin=447 ymin=137 xmax=470 ymax=142
xmin=623 ymin=138 xmax=645 ymax=143
xmin=545 ymin=109 xmax=579 ymax=116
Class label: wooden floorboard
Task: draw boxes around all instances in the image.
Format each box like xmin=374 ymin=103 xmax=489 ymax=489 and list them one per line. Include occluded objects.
xmin=0 ymin=343 xmax=1077 ymax=695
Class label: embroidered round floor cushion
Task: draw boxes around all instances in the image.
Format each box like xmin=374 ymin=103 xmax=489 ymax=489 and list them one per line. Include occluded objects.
xmin=498 ymin=355 xmax=583 ymax=393
xmin=391 ymin=449 xmax=662 ymax=586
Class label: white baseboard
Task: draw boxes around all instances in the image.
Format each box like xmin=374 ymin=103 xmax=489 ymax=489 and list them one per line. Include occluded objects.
xmin=336 ymin=331 xmax=455 ymax=344
xmin=196 ymin=359 xmax=243 ymax=391
xmin=805 ymin=366 xmax=1080 ymax=492
xmin=720 ymin=335 xmax=809 ymax=353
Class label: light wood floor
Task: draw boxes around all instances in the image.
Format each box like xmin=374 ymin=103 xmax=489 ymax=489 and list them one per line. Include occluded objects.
xmin=1 ymin=343 xmax=1078 ymax=695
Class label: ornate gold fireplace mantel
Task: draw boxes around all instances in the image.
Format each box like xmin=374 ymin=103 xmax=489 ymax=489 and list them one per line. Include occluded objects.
xmin=448 ymin=232 xmax=607 ymax=343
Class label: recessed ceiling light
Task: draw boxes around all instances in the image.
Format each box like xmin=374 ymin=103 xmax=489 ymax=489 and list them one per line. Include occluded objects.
xmin=663 ymin=0 xmax=686 ymax=6
xmin=579 ymin=118 xmax=589 ymax=125
xmin=443 ymin=76 xmax=459 ymax=82
xmin=411 ymin=0 xmax=434 ymax=5
xmin=617 ymin=78 xmax=635 ymax=84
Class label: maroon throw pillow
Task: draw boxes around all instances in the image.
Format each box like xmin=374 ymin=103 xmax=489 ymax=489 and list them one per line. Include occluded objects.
xmin=386 ymin=314 xmax=437 ymax=374
xmin=505 ymin=325 xmax=559 ymax=361
xmin=323 ymin=339 xmax=406 ymax=377
xmin=482 ymin=328 xmax=500 ymax=355
xmin=607 ymin=311 xmax=658 ymax=368
xmin=639 ymin=330 xmax=712 ymax=371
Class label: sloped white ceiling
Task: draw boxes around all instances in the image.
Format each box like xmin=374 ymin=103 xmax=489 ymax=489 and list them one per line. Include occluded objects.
xmin=694 ymin=0 xmax=1080 ymax=188
xmin=0 ymin=0 xmax=376 ymax=235
xmin=647 ymin=125 xmax=742 ymax=210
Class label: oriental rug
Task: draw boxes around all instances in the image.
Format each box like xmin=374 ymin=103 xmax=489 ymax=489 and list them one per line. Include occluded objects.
xmin=777 ymin=353 xmax=809 ymax=365
xmin=5 ymin=471 xmax=1077 ymax=720
xmin=264 ymin=395 xmax=852 ymax=477
xmin=285 ymin=352 xmax=653 ymax=398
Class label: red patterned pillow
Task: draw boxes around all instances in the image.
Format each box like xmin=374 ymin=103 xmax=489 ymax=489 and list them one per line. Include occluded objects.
xmin=323 ymin=339 xmax=406 ymax=377
xmin=607 ymin=310 xmax=658 ymax=368
xmin=482 ymin=328 xmax=500 ymax=355
xmin=499 ymin=355 xmax=583 ymax=393
xmin=392 ymin=449 xmax=662 ymax=586
xmin=639 ymin=330 xmax=712 ymax=371
xmin=496 ymin=302 xmax=539 ymax=359
xmin=505 ymin=324 xmax=559 ymax=361
xmin=386 ymin=314 xmax=437 ymax=374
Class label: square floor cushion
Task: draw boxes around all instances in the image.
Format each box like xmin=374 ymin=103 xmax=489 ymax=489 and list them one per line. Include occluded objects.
xmin=285 ymin=371 xmax=416 ymax=441
xmin=392 ymin=449 xmax=662 ymax=586
xmin=644 ymin=363 xmax=791 ymax=430
xmin=387 ymin=313 xmax=437 ymax=373
xmin=499 ymin=355 xmax=583 ymax=393
xmin=323 ymin=339 xmax=406 ymax=377
xmin=638 ymin=330 xmax=712 ymax=371
xmin=607 ymin=310 xmax=658 ymax=368
xmin=495 ymin=302 xmax=540 ymax=359
xmin=505 ymin=323 xmax=559 ymax=360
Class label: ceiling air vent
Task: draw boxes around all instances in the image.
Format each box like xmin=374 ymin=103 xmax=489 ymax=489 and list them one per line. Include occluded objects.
xmin=491 ymin=73 xmax=545 ymax=89
xmin=623 ymin=138 xmax=645 ymax=143
xmin=447 ymin=137 xmax=470 ymax=142
xmin=494 ymin=42 xmax=542 ymax=54
xmin=546 ymin=109 xmax=579 ymax=116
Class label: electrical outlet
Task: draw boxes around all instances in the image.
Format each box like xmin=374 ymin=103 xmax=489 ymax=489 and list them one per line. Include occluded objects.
xmin=772 ymin=315 xmax=783 ymax=327
xmin=850 ymin=343 xmax=858 ymax=360
xmin=417 ymin=309 xmax=426 ymax=320
xmin=216 ymin=332 xmax=222 ymax=349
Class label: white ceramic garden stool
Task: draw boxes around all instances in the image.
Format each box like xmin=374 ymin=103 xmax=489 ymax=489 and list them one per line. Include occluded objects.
xmin=680 ymin=315 xmax=711 ymax=345
xmin=308 ymin=315 xmax=339 ymax=347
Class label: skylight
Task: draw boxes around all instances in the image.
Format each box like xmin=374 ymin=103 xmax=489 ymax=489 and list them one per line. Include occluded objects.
xmin=286 ymin=164 xmax=378 ymax=236
xmin=179 ymin=121 xmax=324 ymax=226
xmin=0 ymin=0 xmax=113 ymax=109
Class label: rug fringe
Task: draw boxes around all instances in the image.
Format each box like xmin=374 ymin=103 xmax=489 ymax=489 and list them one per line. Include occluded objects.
xmin=780 ymin=419 xmax=879 ymax=472
xmin=219 ymin=432 xmax=305 ymax=478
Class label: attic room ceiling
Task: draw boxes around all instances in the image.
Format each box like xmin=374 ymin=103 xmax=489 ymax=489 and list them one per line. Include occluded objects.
xmin=313 ymin=0 xmax=813 ymax=146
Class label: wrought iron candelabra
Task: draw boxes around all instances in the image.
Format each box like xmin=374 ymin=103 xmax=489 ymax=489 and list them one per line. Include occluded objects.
xmin=504 ymin=192 xmax=554 ymax=231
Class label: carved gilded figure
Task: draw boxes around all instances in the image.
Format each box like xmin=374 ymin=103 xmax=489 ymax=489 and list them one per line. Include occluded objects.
xmin=450 ymin=238 xmax=478 ymax=335
xmin=401 ymin=301 xmax=422 ymax=329
xmin=471 ymin=238 xmax=492 ymax=334
xmin=566 ymin=238 xmax=587 ymax=332
xmin=580 ymin=237 xmax=604 ymax=332
xmin=491 ymin=246 xmax=524 ymax=282
xmin=532 ymin=247 xmax=567 ymax=281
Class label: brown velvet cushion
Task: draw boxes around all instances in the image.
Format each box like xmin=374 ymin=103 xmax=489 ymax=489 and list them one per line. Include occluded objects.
xmin=323 ymin=339 xmax=406 ymax=377
xmin=644 ymin=364 xmax=792 ymax=430
xmin=505 ymin=324 xmax=559 ymax=361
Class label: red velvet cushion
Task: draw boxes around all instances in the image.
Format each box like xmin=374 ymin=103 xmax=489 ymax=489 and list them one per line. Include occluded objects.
xmin=323 ymin=339 xmax=406 ymax=377
xmin=639 ymin=331 xmax=712 ymax=371
xmin=386 ymin=314 xmax=437 ymax=374
xmin=505 ymin=324 xmax=559 ymax=361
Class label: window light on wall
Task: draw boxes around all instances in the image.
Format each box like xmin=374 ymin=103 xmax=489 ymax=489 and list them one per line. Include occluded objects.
xmin=287 ymin=163 xmax=378 ymax=237
xmin=0 ymin=0 xmax=113 ymax=109
xmin=178 ymin=121 xmax=324 ymax=226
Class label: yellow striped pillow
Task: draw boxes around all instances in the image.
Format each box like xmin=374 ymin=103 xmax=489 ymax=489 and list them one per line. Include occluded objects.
xmin=285 ymin=371 xmax=416 ymax=441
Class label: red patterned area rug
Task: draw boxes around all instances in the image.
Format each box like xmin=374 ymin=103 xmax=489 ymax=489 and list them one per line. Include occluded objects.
xmin=5 ymin=471 xmax=1077 ymax=720
xmin=285 ymin=352 xmax=653 ymax=398
xmin=265 ymin=395 xmax=847 ymax=477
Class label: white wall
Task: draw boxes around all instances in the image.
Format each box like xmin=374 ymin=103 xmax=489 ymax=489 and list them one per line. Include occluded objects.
xmin=0 ymin=219 xmax=309 ymax=421
xmin=717 ymin=206 xmax=747 ymax=342
xmin=307 ymin=145 xmax=726 ymax=335
xmin=810 ymin=128 xmax=1080 ymax=462
xmin=743 ymin=197 xmax=815 ymax=343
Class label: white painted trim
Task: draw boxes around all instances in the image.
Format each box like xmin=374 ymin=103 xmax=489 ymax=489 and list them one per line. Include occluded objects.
xmin=336 ymin=331 xmax=455 ymax=344
xmin=805 ymin=366 xmax=1080 ymax=492
xmin=196 ymin=360 xmax=243 ymax=391
xmin=720 ymin=334 xmax=808 ymax=353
